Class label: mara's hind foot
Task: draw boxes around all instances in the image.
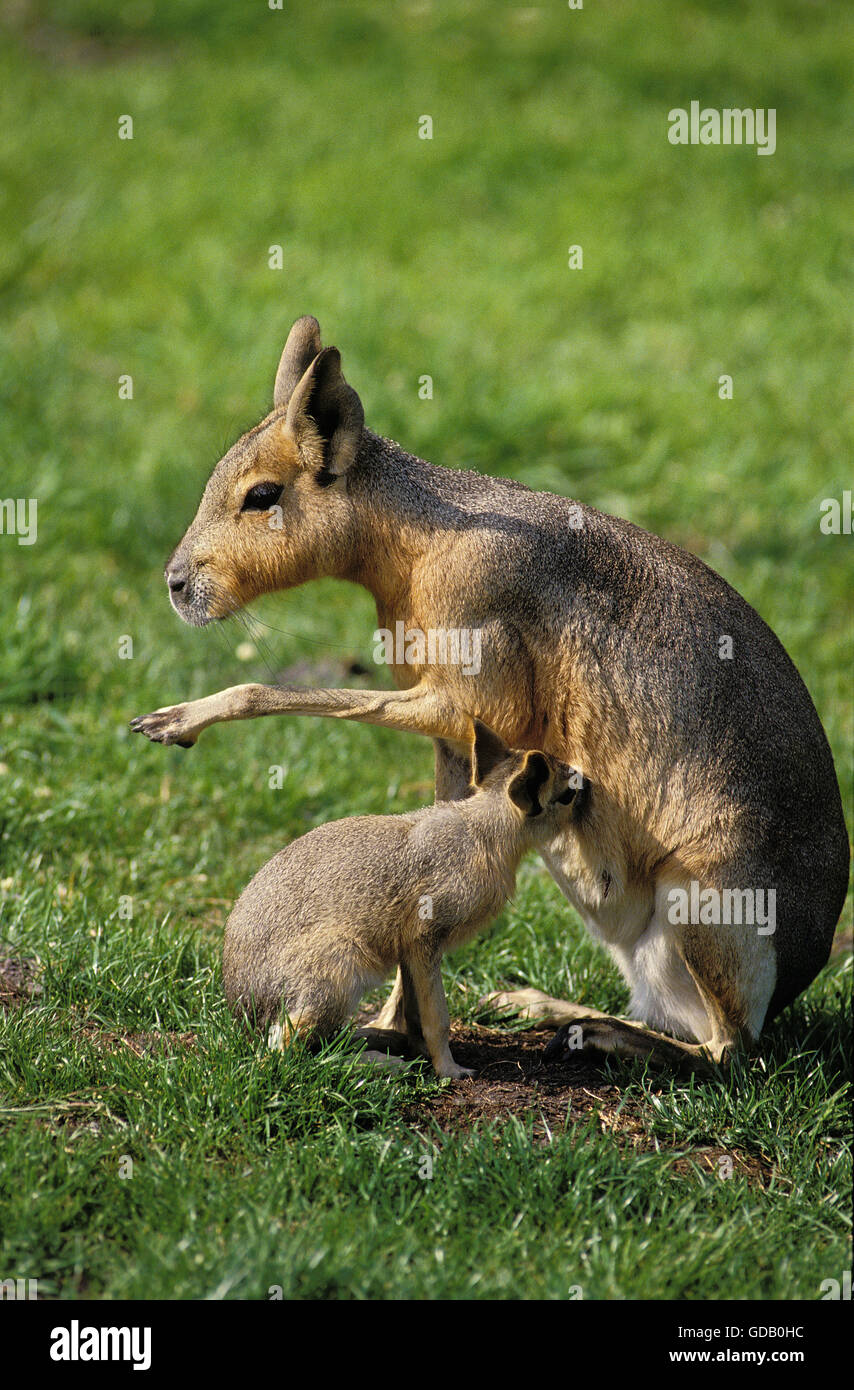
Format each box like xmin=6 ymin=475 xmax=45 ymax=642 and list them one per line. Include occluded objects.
xmin=480 ymin=986 xmax=614 ymax=1029
xmin=481 ymin=987 xmax=736 ymax=1076
xmin=543 ymin=1015 xmax=729 ymax=1076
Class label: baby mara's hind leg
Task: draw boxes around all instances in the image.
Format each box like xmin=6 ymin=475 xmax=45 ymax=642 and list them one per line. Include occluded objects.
xmin=266 ymin=1010 xmax=319 ymax=1051
xmin=268 ymin=1008 xmax=413 ymax=1072
xmin=262 ymin=956 xmax=412 ymax=1071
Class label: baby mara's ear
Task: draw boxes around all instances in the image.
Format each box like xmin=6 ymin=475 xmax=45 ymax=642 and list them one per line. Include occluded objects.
xmin=507 ymin=752 xmax=551 ymax=817
xmin=507 ymin=756 xmax=587 ymax=818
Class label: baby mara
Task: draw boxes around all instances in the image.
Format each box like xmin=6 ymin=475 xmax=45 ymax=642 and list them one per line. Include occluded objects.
xmin=223 ymin=722 xmax=585 ymax=1078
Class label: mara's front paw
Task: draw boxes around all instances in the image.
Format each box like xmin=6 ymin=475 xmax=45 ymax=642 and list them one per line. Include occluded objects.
xmin=130 ymin=704 xmax=199 ymax=748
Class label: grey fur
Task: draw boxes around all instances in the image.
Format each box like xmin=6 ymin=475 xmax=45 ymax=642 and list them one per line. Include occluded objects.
xmin=223 ymin=725 xmax=583 ymax=1078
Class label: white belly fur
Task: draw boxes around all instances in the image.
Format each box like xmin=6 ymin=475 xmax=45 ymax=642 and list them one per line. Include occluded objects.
xmin=539 ymin=839 xmax=734 ymax=1044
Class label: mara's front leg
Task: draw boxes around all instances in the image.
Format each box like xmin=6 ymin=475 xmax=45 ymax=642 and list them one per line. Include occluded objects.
xmin=131 ymin=680 xmax=470 ymax=747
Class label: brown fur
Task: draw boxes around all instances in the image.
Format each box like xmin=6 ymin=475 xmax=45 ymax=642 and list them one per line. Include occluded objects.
xmin=132 ymin=315 xmax=850 ymax=1070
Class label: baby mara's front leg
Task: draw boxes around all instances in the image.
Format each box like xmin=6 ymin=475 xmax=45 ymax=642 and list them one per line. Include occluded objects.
xmin=130 ymin=681 xmax=469 ymax=747
xmin=403 ymin=952 xmax=474 ymax=1080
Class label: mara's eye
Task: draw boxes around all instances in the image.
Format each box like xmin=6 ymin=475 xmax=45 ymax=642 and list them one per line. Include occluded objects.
xmin=241 ymin=482 xmax=283 ymax=512
xmin=555 ymin=785 xmax=577 ymax=805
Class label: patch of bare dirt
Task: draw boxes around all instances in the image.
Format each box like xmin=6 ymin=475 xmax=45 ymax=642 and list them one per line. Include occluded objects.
xmin=397 ymin=1023 xmax=774 ymax=1187
xmin=668 ymin=1149 xmax=770 ymax=1185
xmin=398 ymin=1023 xmax=645 ymax=1139
xmin=0 ymin=953 xmax=43 ymax=1010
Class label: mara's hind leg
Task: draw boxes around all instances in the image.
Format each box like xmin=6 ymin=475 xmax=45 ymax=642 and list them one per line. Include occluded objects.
xmin=487 ymin=887 xmax=774 ymax=1074
xmin=669 ymin=916 xmax=775 ymax=1064
xmin=478 ymin=841 xmax=657 ymax=1036
xmin=543 ymin=1014 xmax=722 ymax=1074
xmin=483 ymin=990 xmax=726 ymax=1074
xmin=481 ymin=987 xmax=613 ymax=1028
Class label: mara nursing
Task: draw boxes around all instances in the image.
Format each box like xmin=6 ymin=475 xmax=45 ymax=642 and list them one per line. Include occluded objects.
xmin=132 ymin=315 xmax=848 ymax=1070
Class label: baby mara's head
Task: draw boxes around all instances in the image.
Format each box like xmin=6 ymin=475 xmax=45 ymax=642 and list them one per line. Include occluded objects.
xmin=458 ymin=720 xmax=587 ymax=838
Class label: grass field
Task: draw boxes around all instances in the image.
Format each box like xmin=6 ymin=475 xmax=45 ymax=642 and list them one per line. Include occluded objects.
xmin=0 ymin=0 xmax=851 ymax=1301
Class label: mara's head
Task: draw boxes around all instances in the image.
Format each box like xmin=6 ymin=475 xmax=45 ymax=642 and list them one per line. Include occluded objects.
xmin=165 ymin=316 xmax=365 ymax=625
xmin=465 ymin=720 xmax=588 ymax=832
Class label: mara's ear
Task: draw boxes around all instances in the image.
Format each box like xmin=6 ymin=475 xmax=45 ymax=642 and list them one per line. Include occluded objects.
xmin=285 ymin=345 xmax=365 ymax=483
xmin=507 ymin=752 xmax=550 ymax=817
xmin=471 ymin=719 xmax=511 ymax=786
xmin=274 ymin=315 xmax=323 ymax=410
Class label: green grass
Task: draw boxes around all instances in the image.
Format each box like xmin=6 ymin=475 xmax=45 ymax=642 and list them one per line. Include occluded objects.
xmin=0 ymin=0 xmax=851 ymax=1300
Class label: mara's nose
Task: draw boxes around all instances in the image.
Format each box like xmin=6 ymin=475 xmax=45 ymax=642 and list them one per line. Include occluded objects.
xmin=166 ymin=566 xmax=188 ymax=594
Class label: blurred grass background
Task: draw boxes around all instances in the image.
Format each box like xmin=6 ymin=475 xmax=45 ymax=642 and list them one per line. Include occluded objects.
xmin=0 ymin=0 xmax=851 ymax=1300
